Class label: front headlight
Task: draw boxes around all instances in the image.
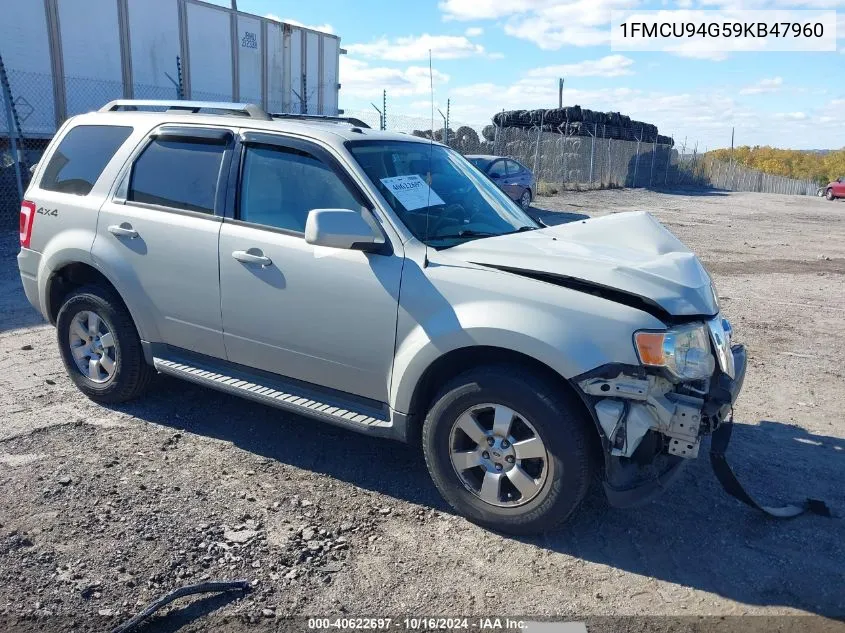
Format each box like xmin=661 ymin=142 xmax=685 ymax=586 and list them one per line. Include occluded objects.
xmin=634 ymin=323 xmax=715 ymax=381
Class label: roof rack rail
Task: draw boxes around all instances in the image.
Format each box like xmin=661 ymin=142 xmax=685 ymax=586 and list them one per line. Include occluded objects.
xmin=99 ymin=100 xmax=272 ymax=121
xmin=270 ymin=112 xmax=371 ymax=129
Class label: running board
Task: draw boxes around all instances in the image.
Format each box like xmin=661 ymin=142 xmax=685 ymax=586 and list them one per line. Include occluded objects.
xmin=152 ymin=355 xmax=394 ymax=437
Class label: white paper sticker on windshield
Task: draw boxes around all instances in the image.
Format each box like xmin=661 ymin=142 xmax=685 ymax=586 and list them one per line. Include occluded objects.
xmin=379 ymin=174 xmax=445 ymax=211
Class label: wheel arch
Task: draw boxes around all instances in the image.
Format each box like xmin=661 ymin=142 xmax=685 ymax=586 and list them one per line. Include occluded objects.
xmin=44 ymin=261 xmax=156 ymax=345
xmin=403 ymin=345 xmax=599 ymax=448
xmin=46 ymin=262 xmax=113 ymax=324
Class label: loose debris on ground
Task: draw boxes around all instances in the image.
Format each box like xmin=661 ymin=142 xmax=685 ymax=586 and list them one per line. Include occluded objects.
xmin=1 ymin=190 xmax=844 ymax=631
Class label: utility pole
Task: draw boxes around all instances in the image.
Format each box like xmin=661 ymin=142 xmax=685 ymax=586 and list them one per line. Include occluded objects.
xmin=231 ymin=0 xmax=237 ymax=10
xmin=382 ymin=90 xmax=386 ymax=130
xmin=558 ymin=78 xmax=564 ymax=108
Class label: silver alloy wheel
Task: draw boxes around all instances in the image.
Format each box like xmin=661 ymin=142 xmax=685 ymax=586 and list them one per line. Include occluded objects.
xmin=520 ymin=190 xmax=531 ymax=210
xmin=68 ymin=310 xmax=117 ymax=383
xmin=448 ymin=403 xmax=549 ymax=508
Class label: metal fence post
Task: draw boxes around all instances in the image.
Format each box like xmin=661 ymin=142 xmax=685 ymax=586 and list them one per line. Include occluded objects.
xmin=557 ymin=130 xmax=564 ymax=189
xmin=0 ymin=55 xmax=24 ymax=202
xmin=632 ymin=127 xmax=643 ymax=187
xmin=587 ymin=123 xmax=596 ymax=186
xmin=649 ymin=139 xmax=656 ymax=188
xmin=562 ymin=116 xmax=569 ymax=190
xmin=494 ymin=109 xmax=504 ymax=154
xmin=532 ymin=110 xmax=545 ymax=178
xmin=176 ymin=55 xmax=184 ymax=99
xmin=599 ymin=124 xmax=607 ymax=188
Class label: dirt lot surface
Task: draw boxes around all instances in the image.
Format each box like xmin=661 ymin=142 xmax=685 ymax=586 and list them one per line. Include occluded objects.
xmin=1 ymin=189 xmax=843 ymax=631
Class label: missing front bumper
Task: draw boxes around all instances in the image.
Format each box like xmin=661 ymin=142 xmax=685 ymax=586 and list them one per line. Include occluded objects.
xmin=585 ymin=345 xmax=748 ymax=508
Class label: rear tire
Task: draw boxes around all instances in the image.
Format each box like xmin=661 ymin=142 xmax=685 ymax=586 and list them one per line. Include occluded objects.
xmin=422 ymin=366 xmax=593 ymax=535
xmin=56 ymin=285 xmax=153 ymax=404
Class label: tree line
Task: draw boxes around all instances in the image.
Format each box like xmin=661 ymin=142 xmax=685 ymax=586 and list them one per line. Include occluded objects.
xmin=705 ymin=146 xmax=845 ymax=185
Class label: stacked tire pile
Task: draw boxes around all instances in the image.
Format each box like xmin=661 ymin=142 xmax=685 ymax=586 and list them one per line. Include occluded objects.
xmin=411 ymin=126 xmax=491 ymax=155
xmin=490 ymin=107 xmax=674 ymax=147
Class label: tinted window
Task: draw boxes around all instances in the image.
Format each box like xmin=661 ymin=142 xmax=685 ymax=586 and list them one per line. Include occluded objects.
xmin=488 ymin=160 xmax=507 ymax=178
xmin=468 ymin=157 xmax=491 ymax=171
xmin=40 ymin=125 xmax=132 ymax=195
xmin=128 ymin=139 xmax=225 ymax=213
xmin=507 ymin=160 xmax=523 ymax=174
xmin=239 ymin=145 xmax=359 ymax=233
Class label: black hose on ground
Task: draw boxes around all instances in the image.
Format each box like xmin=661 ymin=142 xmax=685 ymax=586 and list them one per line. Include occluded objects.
xmin=109 ymin=579 xmax=250 ymax=633
xmin=710 ymin=413 xmax=834 ymax=519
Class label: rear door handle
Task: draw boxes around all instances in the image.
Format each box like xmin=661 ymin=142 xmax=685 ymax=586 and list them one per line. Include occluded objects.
xmin=232 ymin=249 xmax=272 ymax=267
xmin=108 ymin=224 xmax=139 ymax=239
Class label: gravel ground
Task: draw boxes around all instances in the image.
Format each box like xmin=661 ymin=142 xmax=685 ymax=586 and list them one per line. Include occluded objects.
xmin=0 ymin=189 xmax=843 ymax=632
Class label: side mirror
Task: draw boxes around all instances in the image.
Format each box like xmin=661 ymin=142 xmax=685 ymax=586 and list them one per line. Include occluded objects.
xmin=305 ymin=208 xmax=384 ymax=252
xmin=489 ymin=172 xmax=501 ymax=179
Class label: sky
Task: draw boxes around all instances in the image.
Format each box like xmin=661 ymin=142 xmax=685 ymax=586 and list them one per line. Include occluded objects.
xmin=218 ymin=0 xmax=843 ymax=150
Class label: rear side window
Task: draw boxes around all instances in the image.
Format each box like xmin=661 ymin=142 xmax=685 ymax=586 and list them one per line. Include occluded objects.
xmin=488 ymin=160 xmax=507 ymax=178
xmin=40 ymin=125 xmax=132 ymax=195
xmin=128 ymin=139 xmax=225 ymax=213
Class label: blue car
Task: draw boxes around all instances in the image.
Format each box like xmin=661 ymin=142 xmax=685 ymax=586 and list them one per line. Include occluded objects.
xmin=466 ymin=155 xmax=535 ymax=211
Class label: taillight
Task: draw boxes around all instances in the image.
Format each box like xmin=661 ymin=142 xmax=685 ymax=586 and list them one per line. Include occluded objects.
xmin=20 ymin=200 xmax=36 ymax=248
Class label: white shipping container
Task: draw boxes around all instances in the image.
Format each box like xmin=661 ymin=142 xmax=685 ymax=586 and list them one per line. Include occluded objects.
xmin=0 ymin=0 xmax=55 ymax=135
xmin=237 ymin=14 xmax=262 ymax=105
xmin=127 ymin=0 xmax=181 ymax=98
xmin=186 ymin=1 xmax=232 ymax=101
xmin=58 ymin=0 xmax=124 ymax=116
xmin=0 ymin=0 xmax=343 ymax=136
xmin=266 ymin=21 xmax=285 ymax=113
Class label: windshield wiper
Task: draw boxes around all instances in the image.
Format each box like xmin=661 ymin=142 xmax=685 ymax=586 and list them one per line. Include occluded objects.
xmin=429 ymin=229 xmax=500 ymax=240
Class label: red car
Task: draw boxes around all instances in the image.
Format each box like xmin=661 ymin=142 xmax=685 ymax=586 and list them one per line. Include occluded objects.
xmin=824 ymin=177 xmax=845 ymax=200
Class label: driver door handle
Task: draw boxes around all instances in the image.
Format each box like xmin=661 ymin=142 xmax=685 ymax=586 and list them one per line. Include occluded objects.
xmin=108 ymin=224 xmax=139 ymax=239
xmin=232 ymin=250 xmax=272 ymax=267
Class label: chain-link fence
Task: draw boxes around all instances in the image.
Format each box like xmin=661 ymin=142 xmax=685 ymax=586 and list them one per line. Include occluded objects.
xmin=345 ymin=109 xmax=819 ymax=197
xmin=0 ymin=73 xmax=820 ymax=230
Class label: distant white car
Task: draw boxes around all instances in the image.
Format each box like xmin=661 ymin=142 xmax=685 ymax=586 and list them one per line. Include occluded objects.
xmin=18 ymin=100 xmax=745 ymax=534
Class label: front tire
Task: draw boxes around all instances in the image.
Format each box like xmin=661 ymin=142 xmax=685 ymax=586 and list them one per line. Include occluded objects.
xmin=826 ymin=188 xmax=835 ymax=201
xmin=422 ymin=366 xmax=593 ymax=535
xmin=56 ymin=285 xmax=153 ymax=404
xmin=520 ymin=189 xmax=532 ymax=211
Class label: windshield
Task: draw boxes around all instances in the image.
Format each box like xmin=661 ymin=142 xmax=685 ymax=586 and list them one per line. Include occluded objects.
xmin=347 ymin=141 xmax=538 ymax=248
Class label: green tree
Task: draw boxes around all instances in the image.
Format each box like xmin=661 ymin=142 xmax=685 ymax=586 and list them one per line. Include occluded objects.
xmin=706 ymin=146 xmax=845 ymax=184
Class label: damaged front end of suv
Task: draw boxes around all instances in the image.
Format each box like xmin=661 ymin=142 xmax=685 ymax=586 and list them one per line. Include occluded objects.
xmin=447 ymin=210 xmax=748 ymax=508
xmin=575 ymin=317 xmax=747 ymax=506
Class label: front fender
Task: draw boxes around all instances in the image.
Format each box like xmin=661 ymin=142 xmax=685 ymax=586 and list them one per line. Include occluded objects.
xmin=390 ymin=259 xmax=666 ymax=414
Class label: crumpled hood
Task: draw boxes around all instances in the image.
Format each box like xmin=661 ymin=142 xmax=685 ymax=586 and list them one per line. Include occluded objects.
xmin=443 ymin=211 xmax=717 ymax=317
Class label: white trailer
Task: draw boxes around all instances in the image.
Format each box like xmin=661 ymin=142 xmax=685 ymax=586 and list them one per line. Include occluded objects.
xmin=0 ymin=0 xmax=342 ymax=136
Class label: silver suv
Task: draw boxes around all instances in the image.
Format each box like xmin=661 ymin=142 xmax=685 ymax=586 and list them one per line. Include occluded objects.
xmin=18 ymin=100 xmax=746 ymax=534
